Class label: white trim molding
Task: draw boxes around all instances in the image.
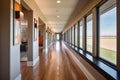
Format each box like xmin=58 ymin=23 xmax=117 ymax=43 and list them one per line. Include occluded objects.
xmin=14 ymin=74 xmax=21 ymax=80
xmin=27 ymin=56 xmax=39 ymax=67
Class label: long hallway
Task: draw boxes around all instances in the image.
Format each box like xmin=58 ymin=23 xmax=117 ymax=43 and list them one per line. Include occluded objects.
xmin=21 ymin=41 xmax=87 ymax=80
xmin=0 ymin=0 xmax=120 ymax=80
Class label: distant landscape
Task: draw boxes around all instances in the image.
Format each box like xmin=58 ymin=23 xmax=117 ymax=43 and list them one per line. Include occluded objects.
xmin=100 ymin=36 xmax=116 ymax=64
xmin=87 ymin=36 xmax=116 ymax=64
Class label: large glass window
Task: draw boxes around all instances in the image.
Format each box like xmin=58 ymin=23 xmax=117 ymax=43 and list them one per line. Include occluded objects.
xmin=68 ymin=30 xmax=70 ymax=43
xmin=56 ymin=34 xmax=60 ymax=40
xmin=67 ymin=31 xmax=68 ymax=42
xmin=65 ymin=33 xmax=66 ymax=42
xmin=99 ymin=0 xmax=116 ymax=64
xmin=79 ymin=21 xmax=83 ymax=48
xmin=70 ymin=29 xmax=71 ymax=44
xmin=67 ymin=31 xmax=69 ymax=42
xmin=65 ymin=32 xmax=67 ymax=42
xmin=86 ymin=14 xmax=93 ymax=53
xmin=75 ymin=24 xmax=78 ymax=46
xmin=72 ymin=26 xmax=74 ymax=45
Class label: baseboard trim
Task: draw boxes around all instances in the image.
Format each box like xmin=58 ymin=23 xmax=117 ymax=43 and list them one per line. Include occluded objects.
xmin=33 ymin=56 xmax=39 ymax=66
xmin=14 ymin=74 xmax=21 ymax=80
xmin=43 ymin=49 xmax=45 ymax=52
xmin=27 ymin=61 xmax=33 ymax=67
xmin=27 ymin=56 xmax=39 ymax=67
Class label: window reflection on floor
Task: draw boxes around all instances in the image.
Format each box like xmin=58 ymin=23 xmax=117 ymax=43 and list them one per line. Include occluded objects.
xmin=56 ymin=41 xmax=60 ymax=51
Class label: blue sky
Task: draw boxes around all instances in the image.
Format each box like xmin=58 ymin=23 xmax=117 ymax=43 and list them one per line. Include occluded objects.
xmin=86 ymin=7 xmax=116 ymax=37
xmin=87 ymin=20 xmax=92 ymax=36
xmin=100 ymin=7 xmax=116 ymax=36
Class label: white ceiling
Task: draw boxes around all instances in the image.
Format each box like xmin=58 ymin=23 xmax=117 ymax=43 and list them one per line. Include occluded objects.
xmin=34 ymin=0 xmax=87 ymax=33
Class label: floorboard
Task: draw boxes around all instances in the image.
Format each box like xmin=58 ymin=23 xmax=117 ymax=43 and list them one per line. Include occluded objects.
xmin=21 ymin=41 xmax=88 ymax=80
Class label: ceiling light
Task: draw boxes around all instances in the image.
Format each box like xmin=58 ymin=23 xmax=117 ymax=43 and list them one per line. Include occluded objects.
xmin=57 ymin=0 xmax=61 ymax=3
xmin=57 ymin=16 xmax=60 ymax=18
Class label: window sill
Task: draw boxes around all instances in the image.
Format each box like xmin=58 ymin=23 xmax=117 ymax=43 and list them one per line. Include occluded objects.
xmin=66 ymin=42 xmax=120 ymax=80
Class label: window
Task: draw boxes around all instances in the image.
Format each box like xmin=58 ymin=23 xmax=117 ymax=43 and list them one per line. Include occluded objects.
xmin=70 ymin=29 xmax=71 ymax=44
xmin=67 ymin=31 xmax=68 ymax=42
xmin=67 ymin=30 xmax=69 ymax=43
xmin=99 ymin=0 xmax=116 ymax=64
xmin=68 ymin=30 xmax=70 ymax=43
xmin=72 ymin=26 xmax=74 ymax=45
xmin=75 ymin=24 xmax=78 ymax=47
xmin=79 ymin=21 xmax=83 ymax=48
xmin=65 ymin=32 xmax=67 ymax=42
xmin=62 ymin=33 xmax=65 ymax=41
xmin=86 ymin=14 xmax=93 ymax=53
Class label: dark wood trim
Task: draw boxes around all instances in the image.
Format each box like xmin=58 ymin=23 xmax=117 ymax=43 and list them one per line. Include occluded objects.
xmin=96 ymin=6 xmax=100 ymax=58
xmin=92 ymin=8 xmax=98 ymax=57
xmin=82 ymin=18 xmax=86 ymax=51
xmin=117 ymin=0 xmax=120 ymax=72
xmin=71 ymin=27 xmax=73 ymax=45
xmin=70 ymin=27 xmax=72 ymax=44
xmin=78 ymin=21 xmax=80 ymax=48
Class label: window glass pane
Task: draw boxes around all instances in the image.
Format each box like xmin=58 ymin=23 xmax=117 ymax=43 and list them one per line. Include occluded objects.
xmin=65 ymin=33 xmax=66 ymax=41
xmin=69 ymin=30 xmax=70 ymax=43
xmin=64 ymin=33 xmax=66 ymax=41
xmin=65 ymin=32 xmax=67 ymax=42
xmin=70 ymin=29 xmax=71 ymax=44
xmin=75 ymin=24 xmax=78 ymax=46
xmin=67 ymin=31 xmax=69 ymax=42
xmin=72 ymin=26 xmax=74 ymax=45
xmin=68 ymin=30 xmax=69 ymax=43
xmin=99 ymin=0 xmax=116 ymax=64
xmin=79 ymin=21 xmax=83 ymax=48
xmin=56 ymin=34 xmax=60 ymax=40
xmin=65 ymin=33 xmax=66 ymax=42
xmin=86 ymin=14 xmax=93 ymax=53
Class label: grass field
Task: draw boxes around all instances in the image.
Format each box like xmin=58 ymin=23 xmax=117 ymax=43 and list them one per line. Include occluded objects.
xmin=87 ymin=45 xmax=92 ymax=53
xmin=87 ymin=44 xmax=116 ymax=64
xmin=100 ymin=48 xmax=116 ymax=64
xmin=100 ymin=37 xmax=116 ymax=64
xmin=87 ymin=37 xmax=116 ymax=64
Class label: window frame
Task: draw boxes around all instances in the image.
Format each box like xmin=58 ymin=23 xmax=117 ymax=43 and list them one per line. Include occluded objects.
xmin=71 ymin=26 xmax=75 ymax=46
xmin=75 ymin=23 xmax=78 ymax=47
xmin=97 ymin=0 xmax=117 ymax=66
xmin=85 ymin=13 xmax=93 ymax=54
xmin=70 ymin=27 xmax=72 ymax=46
xmin=79 ymin=20 xmax=84 ymax=50
xmin=63 ymin=0 xmax=119 ymax=78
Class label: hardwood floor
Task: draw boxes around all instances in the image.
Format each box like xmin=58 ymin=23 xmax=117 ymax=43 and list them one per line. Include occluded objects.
xmin=21 ymin=41 xmax=88 ymax=80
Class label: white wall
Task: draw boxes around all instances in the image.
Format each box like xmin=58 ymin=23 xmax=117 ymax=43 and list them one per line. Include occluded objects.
xmin=0 ymin=0 xmax=21 ymax=80
xmin=10 ymin=0 xmax=21 ymax=79
xmin=22 ymin=0 xmax=40 ymax=67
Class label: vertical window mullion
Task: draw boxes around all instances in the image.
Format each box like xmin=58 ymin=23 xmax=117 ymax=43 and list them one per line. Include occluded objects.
xmin=83 ymin=18 xmax=86 ymax=51
xmin=70 ymin=28 xmax=72 ymax=45
xmin=74 ymin=25 xmax=75 ymax=47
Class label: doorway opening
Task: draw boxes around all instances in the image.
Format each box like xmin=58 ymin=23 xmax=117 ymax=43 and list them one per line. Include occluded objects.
xmin=20 ymin=6 xmax=29 ymax=61
xmin=56 ymin=34 xmax=60 ymax=40
xmin=38 ymin=18 xmax=45 ymax=48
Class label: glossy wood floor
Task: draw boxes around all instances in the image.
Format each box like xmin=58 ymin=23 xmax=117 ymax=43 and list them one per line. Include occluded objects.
xmin=21 ymin=41 xmax=88 ymax=80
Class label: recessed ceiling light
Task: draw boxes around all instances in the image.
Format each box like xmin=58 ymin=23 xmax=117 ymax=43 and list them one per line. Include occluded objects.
xmin=57 ymin=16 xmax=60 ymax=18
xmin=57 ymin=0 xmax=61 ymax=3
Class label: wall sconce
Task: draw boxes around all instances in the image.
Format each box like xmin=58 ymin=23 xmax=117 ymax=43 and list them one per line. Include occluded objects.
xmin=34 ymin=18 xmax=37 ymax=28
xmin=15 ymin=2 xmax=20 ymax=20
xmin=15 ymin=11 xmax=20 ymax=19
xmin=34 ymin=23 xmax=37 ymax=28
